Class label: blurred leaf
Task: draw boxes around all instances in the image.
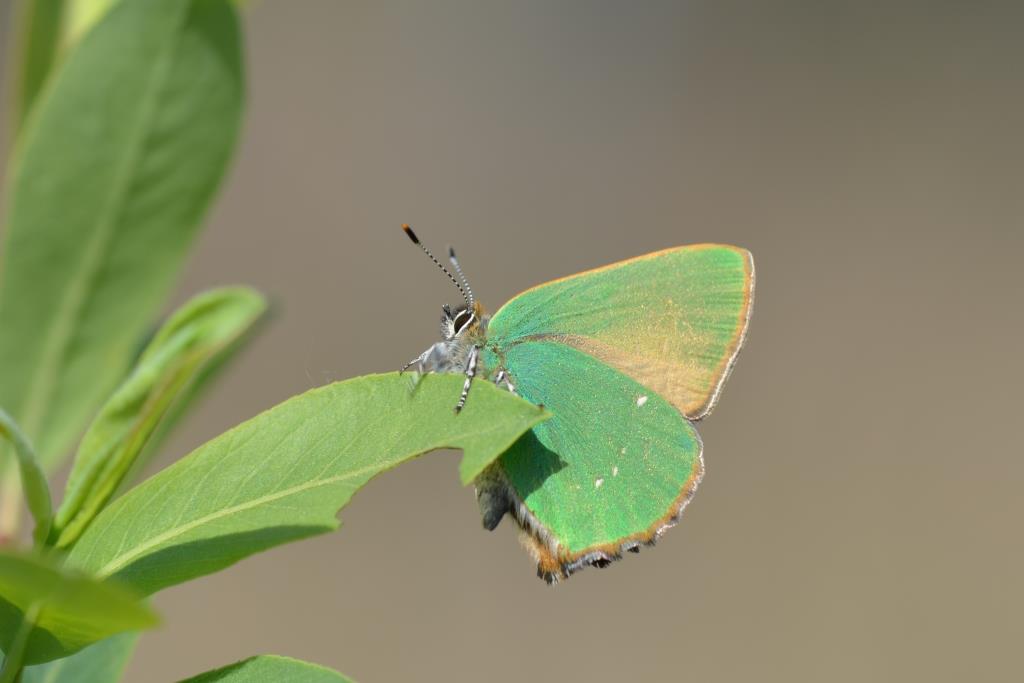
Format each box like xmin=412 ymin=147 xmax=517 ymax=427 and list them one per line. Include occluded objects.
xmin=0 ymin=550 xmax=157 ymax=665
xmin=22 ymin=633 xmax=138 ymax=683
xmin=131 ymin=295 xmax=272 ymax=476
xmin=9 ymin=0 xmax=66 ymax=130
xmin=52 ymin=288 xmax=267 ymax=548
xmin=62 ymin=0 xmax=253 ymax=49
xmin=62 ymin=0 xmax=118 ymax=46
xmin=65 ymin=374 xmax=549 ymax=595
xmin=0 ymin=410 xmax=51 ymax=545
xmin=181 ymin=655 xmax=354 ymax=683
xmin=0 ymin=0 xmax=245 ymax=480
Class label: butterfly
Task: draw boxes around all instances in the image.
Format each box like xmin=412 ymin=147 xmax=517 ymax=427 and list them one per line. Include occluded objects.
xmin=401 ymin=225 xmax=754 ymax=582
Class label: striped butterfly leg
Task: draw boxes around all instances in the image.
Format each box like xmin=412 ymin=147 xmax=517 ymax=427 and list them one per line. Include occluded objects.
xmin=399 ymin=354 xmax=425 ymax=395
xmin=399 ymin=354 xmax=423 ymax=374
xmin=454 ymin=344 xmax=481 ymax=413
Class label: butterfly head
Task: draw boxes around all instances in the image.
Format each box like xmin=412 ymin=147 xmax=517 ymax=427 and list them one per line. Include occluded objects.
xmin=440 ymin=302 xmax=485 ymax=341
xmin=403 ymin=224 xmax=487 ymax=342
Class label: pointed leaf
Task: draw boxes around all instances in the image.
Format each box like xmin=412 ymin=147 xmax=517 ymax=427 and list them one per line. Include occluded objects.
xmin=0 ymin=0 xmax=245 ymax=476
xmin=62 ymin=0 xmax=253 ymax=49
xmin=133 ymin=296 xmax=272 ymax=471
xmin=181 ymin=655 xmax=354 ymax=683
xmin=62 ymin=1 xmax=119 ymax=46
xmin=23 ymin=633 xmax=139 ymax=683
xmin=0 ymin=410 xmax=51 ymax=545
xmin=65 ymin=374 xmax=549 ymax=595
xmin=0 ymin=550 xmax=157 ymax=665
xmin=52 ymin=288 xmax=266 ymax=547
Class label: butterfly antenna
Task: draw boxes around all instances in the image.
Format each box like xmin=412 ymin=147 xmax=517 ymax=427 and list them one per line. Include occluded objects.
xmin=402 ymin=224 xmax=471 ymax=309
xmin=447 ymin=245 xmax=475 ymax=310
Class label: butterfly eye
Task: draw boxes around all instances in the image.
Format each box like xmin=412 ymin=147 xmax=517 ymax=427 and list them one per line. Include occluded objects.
xmin=453 ymin=310 xmax=473 ymax=334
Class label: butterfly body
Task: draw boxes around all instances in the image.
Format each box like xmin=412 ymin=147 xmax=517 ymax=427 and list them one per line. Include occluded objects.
xmin=409 ymin=302 xmax=486 ymax=373
xmin=402 ymin=228 xmax=754 ymax=582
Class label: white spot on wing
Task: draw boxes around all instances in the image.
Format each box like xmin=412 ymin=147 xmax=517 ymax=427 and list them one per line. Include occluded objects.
xmin=636 ymin=395 xmax=648 ymax=407
xmin=595 ymin=478 xmax=604 ymax=488
xmin=613 ymin=466 xmax=619 ymax=476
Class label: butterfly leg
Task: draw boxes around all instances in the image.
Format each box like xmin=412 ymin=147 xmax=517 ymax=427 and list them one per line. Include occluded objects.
xmin=454 ymin=345 xmax=480 ymax=413
xmin=494 ymin=368 xmax=517 ymax=395
xmin=402 ymin=341 xmax=451 ymax=377
xmin=399 ymin=355 xmax=422 ymax=374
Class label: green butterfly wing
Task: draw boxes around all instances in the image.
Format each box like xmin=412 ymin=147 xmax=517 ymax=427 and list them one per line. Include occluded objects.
xmin=480 ymin=245 xmax=752 ymax=580
xmin=488 ymin=244 xmax=754 ymax=420
xmin=478 ymin=341 xmax=703 ymax=582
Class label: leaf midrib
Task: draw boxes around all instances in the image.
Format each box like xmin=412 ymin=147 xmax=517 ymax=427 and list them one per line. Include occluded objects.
xmin=16 ymin=6 xmax=189 ymax=457
xmin=93 ymin=460 xmax=391 ymax=579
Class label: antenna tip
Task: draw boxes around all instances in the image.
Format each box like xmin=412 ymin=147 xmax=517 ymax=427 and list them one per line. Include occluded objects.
xmin=448 ymin=246 xmax=456 ymax=258
xmin=401 ymin=224 xmax=419 ymax=244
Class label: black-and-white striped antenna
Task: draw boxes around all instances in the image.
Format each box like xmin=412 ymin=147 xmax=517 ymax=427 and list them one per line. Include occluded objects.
xmin=447 ymin=246 xmax=475 ymax=310
xmin=402 ymin=224 xmax=472 ymax=309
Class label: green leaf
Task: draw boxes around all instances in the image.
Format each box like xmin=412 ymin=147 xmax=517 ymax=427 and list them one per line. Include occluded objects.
xmin=0 ymin=410 xmax=51 ymax=545
xmin=62 ymin=0 xmax=119 ymax=46
xmin=9 ymin=0 xmax=66 ymax=130
xmin=0 ymin=0 xmax=245 ymax=478
xmin=64 ymin=374 xmax=549 ymax=596
xmin=22 ymin=633 xmax=139 ymax=683
xmin=52 ymin=288 xmax=267 ymax=548
xmin=0 ymin=550 xmax=157 ymax=666
xmin=61 ymin=0 xmax=254 ymax=49
xmin=181 ymin=655 xmax=355 ymax=683
xmin=133 ymin=296 xmax=272 ymax=474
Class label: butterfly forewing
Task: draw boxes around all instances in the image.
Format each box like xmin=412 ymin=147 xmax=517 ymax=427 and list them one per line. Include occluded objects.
xmin=488 ymin=244 xmax=754 ymax=420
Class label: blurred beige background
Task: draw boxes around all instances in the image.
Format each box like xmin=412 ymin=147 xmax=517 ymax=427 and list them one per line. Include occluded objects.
xmin=2 ymin=1 xmax=1023 ymax=681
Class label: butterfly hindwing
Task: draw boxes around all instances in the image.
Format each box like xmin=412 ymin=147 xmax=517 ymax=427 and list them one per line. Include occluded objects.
xmin=484 ymin=340 xmax=703 ymax=582
xmin=487 ymin=244 xmax=754 ymax=420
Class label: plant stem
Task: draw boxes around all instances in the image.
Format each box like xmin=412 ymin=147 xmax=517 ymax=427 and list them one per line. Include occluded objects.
xmin=0 ymin=602 xmax=40 ymax=683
